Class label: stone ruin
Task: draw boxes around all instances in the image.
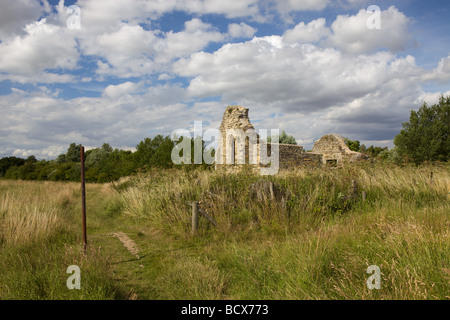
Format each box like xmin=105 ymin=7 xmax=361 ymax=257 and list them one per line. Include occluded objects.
xmin=215 ymin=105 xmax=362 ymax=171
xmin=310 ymin=133 xmax=362 ymax=166
xmin=216 ymin=105 xmax=261 ymax=168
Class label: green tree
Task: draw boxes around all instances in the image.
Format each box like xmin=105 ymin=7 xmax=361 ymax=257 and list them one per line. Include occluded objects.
xmin=35 ymin=160 xmax=55 ymax=181
xmin=18 ymin=161 xmax=37 ymax=180
xmin=101 ymin=143 xmax=113 ymax=153
xmin=379 ymin=147 xmax=402 ymax=164
xmin=134 ymin=135 xmax=175 ymax=169
xmin=66 ymin=143 xmax=82 ymax=162
xmin=0 ymin=157 xmax=25 ymax=177
xmin=56 ymin=153 xmax=67 ymax=164
xmin=344 ymin=138 xmax=360 ymax=152
xmin=267 ymin=130 xmax=297 ymax=145
xmin=362 ymin=145 xmax=388 ymax=157
xmin=26 ymin=155 xmax=37 ymax=163
xmin=94 ymin=149 xmax=135 ymax=182
xmin=4 ymin=165 xmax=20 ymax=179
xmin=85 ymin=143 xmax=112 ymax=168
xmin=148 ymin=135 xmax=175 ymax=168
xmin=394 ymin=95 xmax=449 ymax=164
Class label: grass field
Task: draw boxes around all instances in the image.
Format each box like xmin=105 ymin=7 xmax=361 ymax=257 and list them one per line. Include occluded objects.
xmin=0 ymin=163 xmax=449 ymax=300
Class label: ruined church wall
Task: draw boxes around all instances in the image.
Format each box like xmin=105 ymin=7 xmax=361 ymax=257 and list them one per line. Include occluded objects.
xmin=275 ymin=144 xmax=322 ymax=168
xmin=215 ymin=141 xmax=323 ymax=170
xmin=215 ymin=106 xmax=365 ymax=171
xmin=311 ymin=134 xmax=362 ymax=164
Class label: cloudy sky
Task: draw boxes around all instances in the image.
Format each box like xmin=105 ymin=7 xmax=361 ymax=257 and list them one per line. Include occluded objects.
xmin=1 ymin=0 xmax=449 ymax=159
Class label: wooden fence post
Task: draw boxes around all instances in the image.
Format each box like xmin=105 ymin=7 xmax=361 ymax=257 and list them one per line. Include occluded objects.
xmin=351 ymin=180 xmax=357 ymax=197
xmin=198 ymin=207 xmax=218 ymax=227
xmin=191 ymin=201 xmax=199 ymax=235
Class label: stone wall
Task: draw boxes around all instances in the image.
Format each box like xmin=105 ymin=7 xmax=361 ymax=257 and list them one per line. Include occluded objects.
xmin=216 ymin=105 xmax=259 ymax=167
xmin=215 ymin=105 xmax=360 ymax=171
xmin=277 ymin=144 xmax=322 ymax=168
xmin=311 ymin=134 xmax=362 ymax=165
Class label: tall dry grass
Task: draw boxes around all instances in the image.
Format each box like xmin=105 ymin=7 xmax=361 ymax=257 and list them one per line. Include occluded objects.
xmin=2 ymin=163 xmax=446 ymax=300
xmin=0 ymin=180 xmax=129 ymax=299
xmin=106 ymin=163 xmax=449 ymax=299
xmin=0 ymin=180 xmax=77 ymax=246
xmin=114 ymin=163 xmax=449 ymax=238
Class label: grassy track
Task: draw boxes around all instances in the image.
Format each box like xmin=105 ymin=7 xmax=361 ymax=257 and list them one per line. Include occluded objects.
xmin=0 ymin=163 xmax=449 ymax=299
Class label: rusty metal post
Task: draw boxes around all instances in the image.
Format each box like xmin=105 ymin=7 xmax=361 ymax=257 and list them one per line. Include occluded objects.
xmin=80 ymin=146 xmax=87 ymax=253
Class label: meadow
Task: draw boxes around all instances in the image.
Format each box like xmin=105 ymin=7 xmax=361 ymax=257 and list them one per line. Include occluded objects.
xmin=0 ymin=162 xmax=448 ymax=300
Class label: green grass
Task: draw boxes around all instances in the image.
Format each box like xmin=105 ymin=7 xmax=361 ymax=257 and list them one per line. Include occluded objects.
xmin=0 ymin=180 xmax=127 ymax=299
xmin=0 ymin=163 xmax=449 ymax=299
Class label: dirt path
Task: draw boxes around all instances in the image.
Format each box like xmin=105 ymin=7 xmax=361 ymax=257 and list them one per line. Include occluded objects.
xmin=110 ymin=231 xmax=140 ymax=259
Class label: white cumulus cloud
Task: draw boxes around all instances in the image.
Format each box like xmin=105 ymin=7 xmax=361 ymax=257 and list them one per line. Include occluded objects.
xmin=327 ymin=6 xmax=411 ymax=54
xmin=0 ymin=19 xmax=79 ymax=75
xmin=228 ymin=22 xmax=257 ymax=39
xmin=283 ymin=18 xmax=330 ymax=44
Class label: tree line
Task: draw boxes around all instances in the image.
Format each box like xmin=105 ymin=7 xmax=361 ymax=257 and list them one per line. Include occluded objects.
xmin=1 ymin=95 xmax=448 ymax=182
xmin=0 ymin=135 xmax=211 ymax=183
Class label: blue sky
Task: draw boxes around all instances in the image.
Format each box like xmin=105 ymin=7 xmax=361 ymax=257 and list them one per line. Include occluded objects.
xmin=0 ymin=0 xmax=449 ymax=159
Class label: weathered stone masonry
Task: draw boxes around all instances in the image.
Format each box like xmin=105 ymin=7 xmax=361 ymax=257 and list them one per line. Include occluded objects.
xmin=277 ymin=144 xmax=322 ymax=169
xmin=310 ymin=133 xmax=362 ymax=165
xmin=215 ymin=105 xmax=362 ymax=170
